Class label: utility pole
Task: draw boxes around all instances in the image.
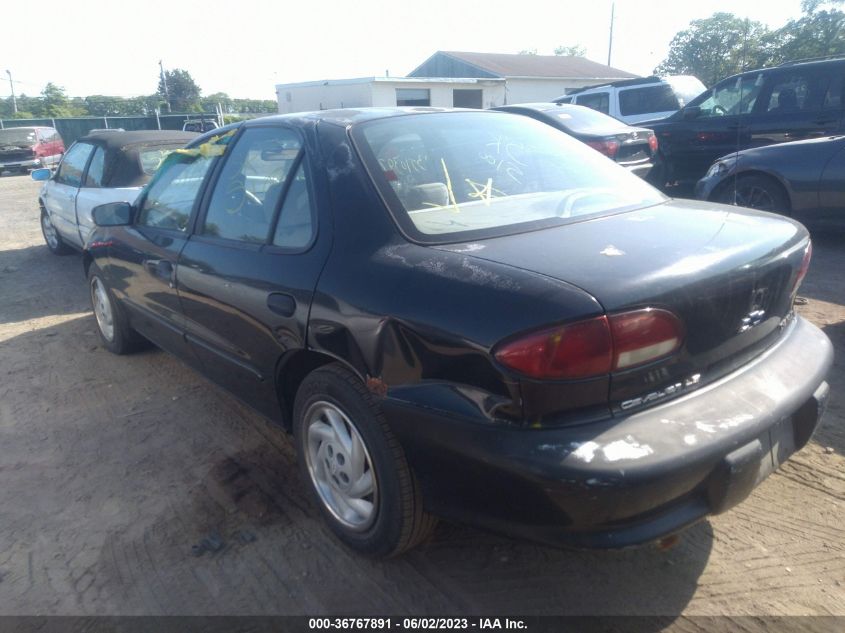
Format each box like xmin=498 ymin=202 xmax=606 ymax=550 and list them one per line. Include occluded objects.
xmin=158 ymin=60 xmax=171 ymax=113
xmin=607 ymin=1 xmax=615 ymax=67
xmin=5 ymin=70 xmax=17 ymax=114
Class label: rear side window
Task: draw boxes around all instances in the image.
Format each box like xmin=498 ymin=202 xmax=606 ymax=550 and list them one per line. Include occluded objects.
xmin=202 ymin=126 xmax=303 ymax=243
xmin=55 ymin=142 xmax=94 ymax=188
xmin=84 ymin=146 xmax=106 ymax=187
xmin=764 ymin=71 xmax=826 ymax=113
xmin=575 ymin=92 xmax=610 ymax=114
xmin=619 ymin=85 xmax=680 ymax=116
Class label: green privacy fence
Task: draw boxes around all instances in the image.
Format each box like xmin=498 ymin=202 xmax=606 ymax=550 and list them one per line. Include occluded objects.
xmin=0 ymin=113 xmax=222 ymax=145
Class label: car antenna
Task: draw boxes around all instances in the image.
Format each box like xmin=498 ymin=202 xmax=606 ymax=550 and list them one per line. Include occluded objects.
xmin=731 ymin=18 xmax=752 ymax=206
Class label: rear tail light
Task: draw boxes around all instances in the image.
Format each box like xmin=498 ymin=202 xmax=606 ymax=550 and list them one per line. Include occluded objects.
xmin=648 ymin=133 xmax=658 ymax=152
xmin=791 ymin=241 xmax=812 ymax=294
xmin=586 ymin=138 xmax=620 ymax=158
xmin=494 ymin=308 xmax=683 ymax=380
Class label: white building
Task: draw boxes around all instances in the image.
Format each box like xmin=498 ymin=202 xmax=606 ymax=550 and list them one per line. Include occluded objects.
xmin=276 ymin=77 xmax=506 ymax=115
xmin=409 ymin=51 xmax=638 ymax=104
xmin=275 ymin=51 xmax=638 ymax=115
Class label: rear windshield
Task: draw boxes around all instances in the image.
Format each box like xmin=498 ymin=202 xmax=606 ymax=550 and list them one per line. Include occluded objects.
xmin=351 ymin=112 xmax=664 ymax=243
xmin=547 ymin=105 xmax=618 ymax=130
xmin=0 ymin=128 xmax=37 ymax=146
xmin=619 ymin=85 xmax=679 ymax=116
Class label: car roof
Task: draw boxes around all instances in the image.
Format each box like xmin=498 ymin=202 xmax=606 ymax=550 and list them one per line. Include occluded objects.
xmin=240 ymin=107 xmax=467 ymax=130
xmin=77 ymin=130 xmax=198 ymax=150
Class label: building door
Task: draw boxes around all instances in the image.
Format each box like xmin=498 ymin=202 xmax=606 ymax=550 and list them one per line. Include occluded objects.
xmin=453 ymin=89 xmax=483 ymax=109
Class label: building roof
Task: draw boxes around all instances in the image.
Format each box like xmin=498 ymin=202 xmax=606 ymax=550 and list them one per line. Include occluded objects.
xmin=410 ymin=51 xmax=638 ymax=80
xmin=275 ymin=76 xmax=505 ymax=90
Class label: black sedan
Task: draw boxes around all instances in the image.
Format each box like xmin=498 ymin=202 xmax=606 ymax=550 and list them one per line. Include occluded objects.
xmin=695 ymin=135 xmax=845 ymax=228
xmin=85 ymin=108 xmax=832 ymax=556
xmin=492 ymin=103 xmax=658 ymax=178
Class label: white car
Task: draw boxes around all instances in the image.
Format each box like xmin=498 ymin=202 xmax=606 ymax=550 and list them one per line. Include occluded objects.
xmin=33 ymin=130 xmax=197 ymax=254
xmin=554 ymin=75 xmax=706 ymax=125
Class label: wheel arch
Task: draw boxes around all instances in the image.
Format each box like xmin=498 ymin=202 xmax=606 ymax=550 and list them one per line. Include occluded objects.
xmin=274 ymin=348 xmax=363 ymax=432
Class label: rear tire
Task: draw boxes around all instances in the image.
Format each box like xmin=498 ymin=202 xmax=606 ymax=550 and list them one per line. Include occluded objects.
xmin=715 ymin=174 xmax=790 ymax=214
xmin=294 ymin=364 xmax=437 ymax=557
xmin=41 ymin=210 xmax=72 ymax=255
xmin=87 ymin=264 xmax=146 ymax=354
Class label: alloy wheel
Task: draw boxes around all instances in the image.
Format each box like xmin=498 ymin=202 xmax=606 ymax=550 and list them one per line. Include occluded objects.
xmin=303 ymin=401 xmax=378 ymax=531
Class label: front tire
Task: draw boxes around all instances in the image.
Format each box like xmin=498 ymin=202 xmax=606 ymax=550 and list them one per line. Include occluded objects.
xmin=41 ymin=210 xmax=72 ymax=255
xmin=715 ymin=174 xmax=790 ymax=214
xmin=87 ymin=265 xmax=145 ymax=354
xmin=294 ymin=364 xmax=437 ymax=557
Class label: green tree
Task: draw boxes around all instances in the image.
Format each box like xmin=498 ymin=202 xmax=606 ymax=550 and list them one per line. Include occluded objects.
xmin=655 ymin=13 xmax=771 ymax=85
xmin=158 ymin=68 xmax=201 ymax=112
xmin=554 ymin=45 xmax=586 ymax=56
xmin=41 ymin=83 xmax=76 ymax=117
xmin=771 ymin=3 xmax=845 ymax=63
xmin=517 ymin=48 xmax=538 ymax=55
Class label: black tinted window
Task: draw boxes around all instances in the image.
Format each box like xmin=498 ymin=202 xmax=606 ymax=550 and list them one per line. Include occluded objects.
xmin=56 ymin=143 xmax=94 ymax=188
xmin=619 ymin=85 xmax=679 ymax=116
xmin=765 ymin=71 xmax=825 ymax=113
xmin=203 ymin=127 xmax=302 ymax=243
xmin=575 ymin=92 xmax=610 ymax=114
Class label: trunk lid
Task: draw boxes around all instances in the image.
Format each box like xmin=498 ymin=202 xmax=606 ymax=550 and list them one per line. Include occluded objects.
xmin=437 ymin=199 xmax=809 ymax=413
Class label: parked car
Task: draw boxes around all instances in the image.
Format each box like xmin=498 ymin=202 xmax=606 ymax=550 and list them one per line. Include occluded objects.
xmin=85 ymin=108 xmax=831 ymax=556
xmin=0 ymin=126 xmax=64 ymax=174
xmin=492 ymin=103 xmax=657 ymax=178
xmin=553 ymin=76 xmax=706 ymax=125
xmin=182 ymin=119 xmax=219 ymax=133
xmin=33 ymin=130 xmax=197 ymax=255
xmin=695 ymin=134 xmax=845 ymax=228
xmin=643 ymin=57 xmax=845 ymax=188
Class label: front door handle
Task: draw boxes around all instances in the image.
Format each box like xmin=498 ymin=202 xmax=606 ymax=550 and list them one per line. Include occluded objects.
xmin=267 ymin=292 xmax=296 ymax=317
xmin=145 ymin=259 xmax=175 ymax=288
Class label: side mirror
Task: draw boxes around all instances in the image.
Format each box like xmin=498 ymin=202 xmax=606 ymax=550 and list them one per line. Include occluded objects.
xmin=683 ymin=106 xmax=701 ymax=121
xmin=92 ymin=201 xmax=133 ymax=227
xmin=31 ymin=168 xmax=52 ymax=182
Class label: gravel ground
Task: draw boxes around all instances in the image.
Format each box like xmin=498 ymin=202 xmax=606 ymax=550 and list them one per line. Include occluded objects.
xmin=0 ymin=174 xmax=843 ymax=620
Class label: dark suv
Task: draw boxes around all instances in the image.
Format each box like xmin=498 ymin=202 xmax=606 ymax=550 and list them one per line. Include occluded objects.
xmin=644 ymin=58 xmax=845 ymax=187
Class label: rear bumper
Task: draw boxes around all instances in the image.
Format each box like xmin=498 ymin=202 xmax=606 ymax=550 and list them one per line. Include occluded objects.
xmin=382 ymin=315 xmax=833 ymax=548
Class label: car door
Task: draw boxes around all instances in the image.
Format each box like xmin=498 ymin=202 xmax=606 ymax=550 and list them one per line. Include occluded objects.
xmin=105 ymin=148 xmax=218 ymax=361
xmin=73 ymin=143 xmax=106 ymax=245
xmin=668 ymin=71 xmax=767 ymax=182
xmin=43 ymin=142 xmax=95 ymax=247
xmin=745 ymin=67 xmax=839 ymax=147
xmin=176 ymin=124 xmax=330 ymax=420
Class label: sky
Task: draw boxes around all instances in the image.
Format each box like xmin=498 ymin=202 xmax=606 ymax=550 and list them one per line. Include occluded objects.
xmin=1 ymin=0 xmax=806 ymax=102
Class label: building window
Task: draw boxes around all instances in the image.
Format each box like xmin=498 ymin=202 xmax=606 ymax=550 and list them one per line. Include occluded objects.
xmin=453 ymin=89 xmax=483 ymax=108
xmin=396 ymin=89 xmax=430 ymax=106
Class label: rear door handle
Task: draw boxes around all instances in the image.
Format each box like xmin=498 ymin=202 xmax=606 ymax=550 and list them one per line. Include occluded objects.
xmin=267 ymin=292 xmax=296 ymax=317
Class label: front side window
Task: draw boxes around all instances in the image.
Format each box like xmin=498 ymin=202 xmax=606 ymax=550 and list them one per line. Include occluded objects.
xmin=575 ymin=92 xmax=610 ymax=114
xmin=694 ymin=73 xmax=764 ymax=118
xmin=352 ymin=112 xmax=663 ymax=243
xmin=136 ymin=153 xmax=215 ymax=231
xmin=202 ymin=126 xmax=303 ymax=243
xmin=55 ymin=142 xmax=94 ymax=187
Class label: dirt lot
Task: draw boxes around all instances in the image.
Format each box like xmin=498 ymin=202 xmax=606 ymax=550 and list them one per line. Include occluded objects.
xmin=0 ymin=174 xmax=843 ymax=620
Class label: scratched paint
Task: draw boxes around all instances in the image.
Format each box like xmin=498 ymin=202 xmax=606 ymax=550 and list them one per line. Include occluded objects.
xmin=601 ymin=437 xmax=654 ymax=462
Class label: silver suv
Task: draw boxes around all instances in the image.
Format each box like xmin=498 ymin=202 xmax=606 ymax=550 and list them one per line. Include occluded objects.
xmin=554 ymin=76 xmax=706 ymax=124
